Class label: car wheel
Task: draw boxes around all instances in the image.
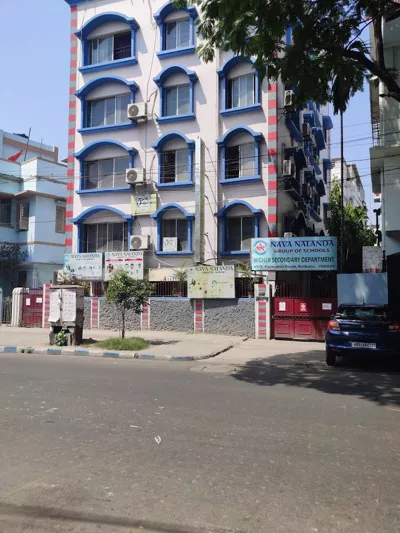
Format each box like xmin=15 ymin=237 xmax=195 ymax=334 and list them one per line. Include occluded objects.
xmin=326 ymin=349 xmax=337 ymax=367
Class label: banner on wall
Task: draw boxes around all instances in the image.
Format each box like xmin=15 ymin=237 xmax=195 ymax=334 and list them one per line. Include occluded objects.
xmin=251 ymin=237 xmax=337 ymax=271
xmin=362 ymin=246 xmax=383 ymax=272
xmin=64 ymin=253 xmax=103 ymax=280
xmin=187 ymin=266 xmax=235 ymax=299
xmin=104 ymin=251 xmax=144 ymax=281
xmin=131 ymin=193 xmax=157 ymax=215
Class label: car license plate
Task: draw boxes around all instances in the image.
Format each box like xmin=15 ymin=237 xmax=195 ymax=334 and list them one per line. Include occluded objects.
xmin=351 ymin=342 xmax=376 ymax=349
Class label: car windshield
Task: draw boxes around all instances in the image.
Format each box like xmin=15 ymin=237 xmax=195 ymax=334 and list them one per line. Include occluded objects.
xmin=337 ymin=306 xmax=390 ymax=321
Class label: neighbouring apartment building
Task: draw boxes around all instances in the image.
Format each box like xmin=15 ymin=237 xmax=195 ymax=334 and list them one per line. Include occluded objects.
xmin=63 ymin=0 xmax=334 ymax=288
xmin=370 ymin=11 xmax=400 ymax=258
xmin=331 ymin=158 xmax=365 ymax=207
xmin=0 ymin=154 xmax=67 ymax=294
xmin=0 ymin=129 xmax=60 ymax=164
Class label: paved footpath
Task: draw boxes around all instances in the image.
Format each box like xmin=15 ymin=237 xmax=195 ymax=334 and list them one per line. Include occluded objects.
xmin=0 ymin=327 xmax=247 ymax=361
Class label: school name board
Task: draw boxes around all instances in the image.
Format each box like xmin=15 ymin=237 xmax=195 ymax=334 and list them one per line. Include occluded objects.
xmin=251 ymin=237 xmax=338 ymax=271
xmin=187 ymin=266 xmax=235 ymax=299
xmin=104 ymin=251 xmax=144 ymax=281
xmin=64 ymin=253 xmax=103 ymax=280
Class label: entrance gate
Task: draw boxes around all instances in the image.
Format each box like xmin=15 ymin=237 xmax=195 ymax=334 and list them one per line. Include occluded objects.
xmin=21 ymin=289 xmax=43 ymax=327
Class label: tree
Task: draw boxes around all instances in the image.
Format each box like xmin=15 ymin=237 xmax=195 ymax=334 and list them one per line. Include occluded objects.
xmin=106 ymin=271 xmax=155 ymax=339
xmin=186 ymin=0 xmax=400 ymax=111
xmin=0 ymin=244 xmax=27 ymax=293
xmin=327 ymin=183 xmax=376 ymax=272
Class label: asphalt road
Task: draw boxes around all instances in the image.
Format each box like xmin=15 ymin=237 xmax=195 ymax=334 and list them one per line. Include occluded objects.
xmin=0 ymin=352 xmax=399 ymax=533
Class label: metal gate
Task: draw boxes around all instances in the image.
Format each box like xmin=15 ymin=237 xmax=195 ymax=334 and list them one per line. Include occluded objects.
xmin=1 ymin=296 xmax=12 ymax=325
xmin=272 ymin=274 xmax=337 ymax=341
xmin=21 ymin=289 xmax=43 ymax=327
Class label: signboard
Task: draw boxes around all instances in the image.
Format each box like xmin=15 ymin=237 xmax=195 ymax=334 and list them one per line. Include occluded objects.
xmin=187 ymin=266 xmax=235 ymax=299
xmin=362 ymin=246 xmax=383 ymax=272
xmin=104 ymin=251 xmax=144 ymax=281
xmin=64 ymin=253 xmax=103 ymax=281
xmin=163 ymin=237 xmax=177 ymax=252
xmin=148 ymin=268 xmax=176 ymax=281
xmin=251 ymin=237 xmax=337 ymax=271
xmin=62 ymin=289 xmax=76 ymax=322
xmin=49 ymin=289 xmax=61 ymax=323
xmin=131 ymin=193 xmax=157 ymax=215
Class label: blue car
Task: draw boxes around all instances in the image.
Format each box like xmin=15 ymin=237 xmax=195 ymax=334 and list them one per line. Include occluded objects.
xmin=325 ymin=305 xmax=400 ymax=366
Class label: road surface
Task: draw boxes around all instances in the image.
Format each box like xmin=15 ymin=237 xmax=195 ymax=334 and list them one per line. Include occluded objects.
xmin=0 ymin=352 xmax=399 ymax=532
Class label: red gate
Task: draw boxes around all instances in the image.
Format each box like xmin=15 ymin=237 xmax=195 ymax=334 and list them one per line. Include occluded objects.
xmin=21 ymin=289 xmax=43 ymax=327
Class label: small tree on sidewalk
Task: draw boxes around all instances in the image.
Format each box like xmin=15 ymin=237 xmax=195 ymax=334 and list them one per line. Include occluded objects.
xmin=106 ymin=270 xmax=154 ymax=339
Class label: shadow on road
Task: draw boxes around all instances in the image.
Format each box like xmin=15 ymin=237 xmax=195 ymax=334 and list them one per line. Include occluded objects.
xmin=0 ymin=501 xmax=246 ymax=533
xmin=232 ymin=350 xmax=400 ymax=406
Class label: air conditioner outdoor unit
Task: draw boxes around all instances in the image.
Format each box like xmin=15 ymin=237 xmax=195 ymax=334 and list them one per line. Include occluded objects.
xmin=283 ymin=159 xmax=295 ymax=177
xmin=130 ymin=234 xmax=150 ymax=250
xmin=127 ymin=102 xmax=147 ymax=120
xmin=302 ymin=122 xmax=312 ymax=138
xmin=126 ymin=168 xmax=146 ymax=185
xmin=284 ymin=90 xmax=294 ymax=108
xmin=284 ymin=232 xmax=294 ymax=238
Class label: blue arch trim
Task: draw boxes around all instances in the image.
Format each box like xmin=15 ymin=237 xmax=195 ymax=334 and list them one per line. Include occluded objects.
xmin=216 ymin=201 xmax=263 ymax=255
xmin=152 ymin=131 xmax=195 ymax=151
xmin=154 ymin=66 xmax=198 ymax=123
xmin=217 ymin=56 xmax=261 ymax=116
xmin=154 ymin=2 xmax=198 ymax=59
xmin=75 ymin=76 xmax=138 ymax=100
xmin=75 ymin=140 xmax=137 ymax=162
xmin=217 ymin=127 xmax=264 ymax=185
xmin=151 ymin=203 xmax=194 ymax=255
xmin=72 ymin=206 xmax=134 ymax=253
xmin=75 ymin=12 xmax=139 ymax=41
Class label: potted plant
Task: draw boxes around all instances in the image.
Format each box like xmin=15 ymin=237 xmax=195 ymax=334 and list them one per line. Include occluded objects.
xmin=236 ymin=261 xmax=262 ymax=298
xmin=173 ymin=267 xmax=187 ymax=297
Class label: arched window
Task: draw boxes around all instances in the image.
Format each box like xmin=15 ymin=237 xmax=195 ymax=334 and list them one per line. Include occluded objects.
xmin=75 ymin=75 xmax=138 ymax=133
xmin=216 ymin=200 xmax=263 ymax=255
xmin=72 ymin=206 xmax=134 ymax=253
xmin=217 ymin=126 xmax=264 ymax=185
xmin=217 ymin=56 xmax=261 ymax=116
xmin=154 ymin=2 xmax=198 ymax=59
xmin=75 ymin=140 xmax=137 ymax=194
xmin=154 ymin=65 xmax=198 ymax=123
xmin=152 ymin=132 xmax=195 ymax=189
xmin=75 ymin=12 xmax=139 ymax=74
xmin=151 ymin=203 xmax=194 ymax=255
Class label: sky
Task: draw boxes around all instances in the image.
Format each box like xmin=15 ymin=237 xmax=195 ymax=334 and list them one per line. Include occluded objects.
xmin=0 ymin=0 xmax=375 ymax=218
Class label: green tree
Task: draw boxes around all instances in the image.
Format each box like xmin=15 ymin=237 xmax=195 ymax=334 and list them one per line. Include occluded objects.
xmin=106 ymin=270 xmax=154 ymax=339
xmin=185 ymin=0 xmax=400 ymax=111
xmin=0 ymin=244 xmax=27 ymax=293
xmin=327 ymin=183 xmax=376 ymax=272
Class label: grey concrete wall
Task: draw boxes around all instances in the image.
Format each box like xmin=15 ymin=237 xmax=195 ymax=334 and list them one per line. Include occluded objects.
xmin=99 ymin=298 xmax=141 ymax=331
xmin=149 ymin=298 xmax=194 ymax=332
xmin=84 ymin=298 xmax=91 ymax=329
xmin=204 ymin=299 xmax=255 ymax=338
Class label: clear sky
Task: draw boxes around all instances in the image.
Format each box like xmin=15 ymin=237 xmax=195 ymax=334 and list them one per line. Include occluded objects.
xmin=0 ymin=0 xmax=374 ymax=217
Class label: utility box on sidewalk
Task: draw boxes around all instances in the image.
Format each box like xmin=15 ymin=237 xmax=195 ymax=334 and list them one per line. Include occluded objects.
xmin=49 ymin=285 xmax=84 ymax=346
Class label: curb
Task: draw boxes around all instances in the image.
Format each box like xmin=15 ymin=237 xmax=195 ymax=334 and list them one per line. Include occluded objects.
xmin=0 ymin=346 xmax=197 ymax=361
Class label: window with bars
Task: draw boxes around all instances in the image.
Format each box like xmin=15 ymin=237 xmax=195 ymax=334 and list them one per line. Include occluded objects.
xmin=164 ymin=19 xmax=190 ymax=50
xmin=86 ymin=94 xmax=130 ymax=128
xmin=163 ymin=85 xmax=190 ymax=117
xmin=160 ymin=150 xmax=189 ymax=183
xmin=0 ymin=198 xmax=12 ymax=225
xmin=162 ymin=219 xmax=188 ymax=251
xmin=225 ymin=143 xmax=255 ymax=179
xmin=17 ymin=202 xmax=30 ymax=231
xmin=88 ymin=32 xmax=131 ymax=65
xmin=226 ymin=216 xmax=254 ymax=251
xmin=55 ymin=205 xmax=66 ymax=234
xmin=82 ymin=223 xmax=128 ymax=253
xmin=82 ymin=156 xmax=129 ymax=190
xmin=227 ymin=74 xmax=255 ymax=109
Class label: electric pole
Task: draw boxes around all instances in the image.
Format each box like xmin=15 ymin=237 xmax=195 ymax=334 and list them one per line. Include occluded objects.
xmin=340 ymin=110 xmax=344 ymax=273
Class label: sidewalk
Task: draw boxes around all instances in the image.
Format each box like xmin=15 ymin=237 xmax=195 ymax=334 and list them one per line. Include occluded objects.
xmin=0 ymin=327 xmax=246 ymax=361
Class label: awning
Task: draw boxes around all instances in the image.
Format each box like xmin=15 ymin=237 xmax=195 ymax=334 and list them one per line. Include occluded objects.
xmin=323 ymin=158 xmax=333 ymax=170
xmin=323 ymin=115 xmax=333 ymax=130
xmin=316 ymin=179 xmax=326 ymax=197
xmin=312 ymin=127 xmax=326 ymax=150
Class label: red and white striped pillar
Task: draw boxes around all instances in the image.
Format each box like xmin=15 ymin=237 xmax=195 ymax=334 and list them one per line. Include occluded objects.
xmin=267 ymin=82 xmax=278 ymax=239
xmin=255 ymin=284 xmax=267 ymax=339
xmin=65 ymin=5 xmax=78 ymax=253
xmin=141 ymin=302 xmax=150 ymax=330
xmin=194 ymin=299 xmax=204 ymax=333
xmin=42 ymin=283 xmax=51 ymax=329
xmin=91 ymin=297 xmax=99 ymax=329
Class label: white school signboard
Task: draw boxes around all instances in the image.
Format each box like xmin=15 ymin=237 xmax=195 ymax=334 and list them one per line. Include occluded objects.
xmin=251 ymin=237 xmax=338 ymax=271
xmin=64 ymin=253 xmax=103 ymax=280
xmin=187 ymin=266 xmax=235 ymax=299
xmin=104 ymin=251 xmax=144 ymax=281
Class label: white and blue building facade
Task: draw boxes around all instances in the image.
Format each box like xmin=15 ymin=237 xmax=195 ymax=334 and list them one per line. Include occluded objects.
xmin=0 ymin=157 xmax=67 ymax=293
xmin=64 ymin=0 xmax=334 ymax=283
